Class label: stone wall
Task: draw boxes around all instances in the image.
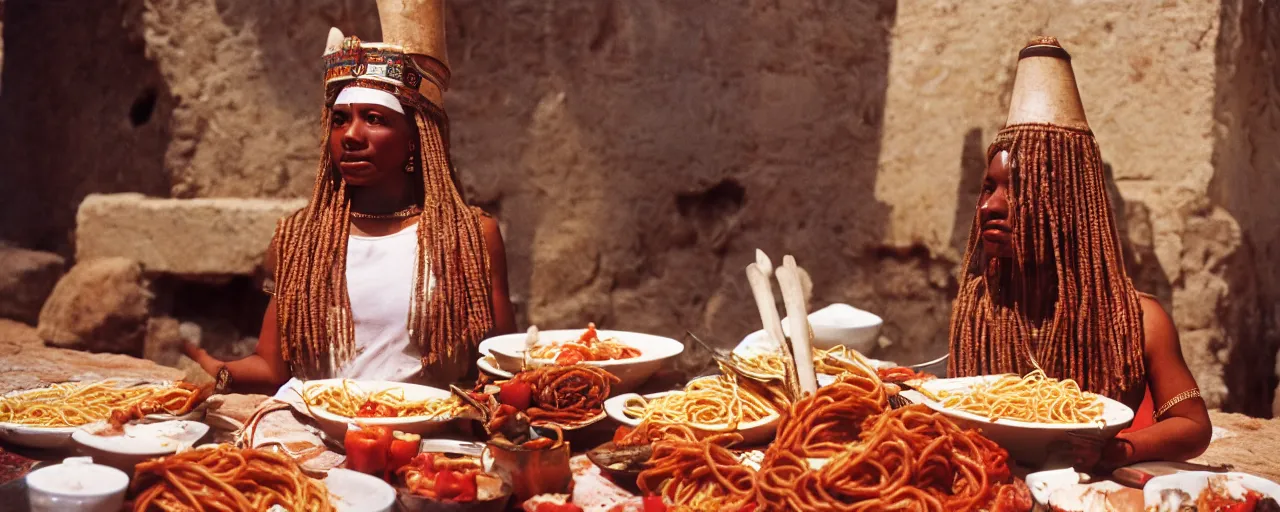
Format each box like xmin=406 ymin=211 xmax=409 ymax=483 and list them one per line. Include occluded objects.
xmin=1 ymin=0 xmax=1276 ymax=412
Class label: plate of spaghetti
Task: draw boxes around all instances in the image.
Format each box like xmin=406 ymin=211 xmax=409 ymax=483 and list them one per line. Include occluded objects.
xmin=901 ymin=371 xmax=1135 ymax=466
xmin=1145 ymin=472 xmax=1280 ymax=511
xmin=605 ymin=375 xmax=784 ymax=445
xmin=300 ymin=379 xmax=469 ymax=437
xmin=130 ymin=443 xmax=344 ymax=511
xmin=505 ymin=364 xmax=618 ymax=430
xmin=479 ymin=325 xmax=683 ymax=394
xmin=635 ymin=373 xmax=1034 ymax=511
xmin=0 ymin=380 xmax=204 ymax=449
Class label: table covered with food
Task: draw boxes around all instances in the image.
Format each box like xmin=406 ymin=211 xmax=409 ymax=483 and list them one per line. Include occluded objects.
xmin=1 ymin=252 xmax=1278 ymax=512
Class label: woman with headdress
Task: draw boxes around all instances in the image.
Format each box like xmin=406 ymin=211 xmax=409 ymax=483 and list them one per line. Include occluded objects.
xmin=185 ymin=0 xmax=516 ymax=391
xmin=949 ymin=38 xmax=1210 ymax=470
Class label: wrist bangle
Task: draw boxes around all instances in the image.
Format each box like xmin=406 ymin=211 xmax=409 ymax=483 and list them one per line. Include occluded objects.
xmin=215 ymin=365 xmax=233 ymax=394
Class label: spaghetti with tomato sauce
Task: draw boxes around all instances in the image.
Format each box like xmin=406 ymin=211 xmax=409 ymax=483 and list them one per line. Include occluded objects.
xmin=527 ymin=324 xmax=641 ymax=365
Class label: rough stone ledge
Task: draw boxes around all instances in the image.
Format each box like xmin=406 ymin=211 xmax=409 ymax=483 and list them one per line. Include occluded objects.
xmin=76 ymin=194 xmax=306 ymax=275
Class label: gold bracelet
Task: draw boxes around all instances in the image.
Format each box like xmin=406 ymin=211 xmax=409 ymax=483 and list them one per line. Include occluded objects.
xmin=1154 ymin=388 xmax=1201 ymax=420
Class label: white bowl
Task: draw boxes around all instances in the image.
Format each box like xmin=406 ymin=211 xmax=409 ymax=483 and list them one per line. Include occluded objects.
xmin=902 ymin=375 xmax=1134 ymax=468
xmin=478 ymin=329 xmax=684 ymax=394
xmin=603 ymin=376 xmax=781 ymax=446
xmin=783 ymin=303 xmax=882 ymax=352
xmin=71 ymin=420 xmax=209 ymax=473
xmin=1145 ymin=471 xmax=1280 ymax=510
xmin=326 ymin=468 xmax=396 ymax=512
xmin=300 ymin=379 xmax=462 ymax=439
xmin=26 ymin=457 xmax=128 ymax=512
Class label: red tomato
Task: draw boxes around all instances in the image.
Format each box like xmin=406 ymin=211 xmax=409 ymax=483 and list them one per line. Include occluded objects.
xmin=433 ymin=468 xmax=478 ymax=501
xmin=385 ymin=431 xmax=421 ymax=479
xmin=612 ymin=425 xmax=634 ymax=444
xmin=643 ymin=495 xmax=667 ymax=512
xmin=533 ymin=503 xmax=585 ymax=512
xmin=343 ymin=425 xmax=392 ymax=475
xmin=498 ymin=379 xmax=533 ymax=411
xmin=356 ymin=400 xmax=397 ymax=418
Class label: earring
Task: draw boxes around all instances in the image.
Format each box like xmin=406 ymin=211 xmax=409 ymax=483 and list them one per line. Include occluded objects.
xmin=405 ymin=161 xmax=414 ymax=173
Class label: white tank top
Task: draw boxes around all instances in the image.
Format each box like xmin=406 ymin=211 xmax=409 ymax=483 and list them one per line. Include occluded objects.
xmin=338 ymin=222 xmax=434 ymax=383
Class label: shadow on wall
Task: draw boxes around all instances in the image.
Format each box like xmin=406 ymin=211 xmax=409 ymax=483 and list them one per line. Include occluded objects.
xmin=1104 ymin=163 xmax=1174 ymax=310
xmin=444 ymin=1 xmax=899 ymax=375
xmin=0 ymin=0 xmax=174 ymax=255
xmin=1212 ymin=0 xmax=1280 ymax=417
xmin=950 ymin=127 xmax=987 ymax=259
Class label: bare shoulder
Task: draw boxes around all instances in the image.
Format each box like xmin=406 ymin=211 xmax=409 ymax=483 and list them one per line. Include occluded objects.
xmin=1139 ymin=294 xmax=1178 ymax=355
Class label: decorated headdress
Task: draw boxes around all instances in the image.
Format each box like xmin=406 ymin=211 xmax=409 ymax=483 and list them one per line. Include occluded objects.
xmin=322 ymin=0 xmax=450 ymax=111
xmin=949 ymin=37 xmax=1145 ymax=400
xmin=273 ymin=0 xmax=494 ymax=385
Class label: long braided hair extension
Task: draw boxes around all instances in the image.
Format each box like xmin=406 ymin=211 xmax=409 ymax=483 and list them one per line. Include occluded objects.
xmin=274 ymin=99 xmax=493 ymax=382
xmin=949 ymin=123 xmax=1145 ymax=400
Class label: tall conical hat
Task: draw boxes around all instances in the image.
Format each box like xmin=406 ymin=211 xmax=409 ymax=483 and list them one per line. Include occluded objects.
xmin=1004 ymin=37 xmax=1090 ymax=131
xmin=320 ymin=1 xmax=450 ymax=109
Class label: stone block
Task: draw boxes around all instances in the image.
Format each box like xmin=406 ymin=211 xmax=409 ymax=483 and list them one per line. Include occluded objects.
xmin=76 ymin=194 xmax=306 ymax=275
xmin=0 ymin=242 xmax=65 ymax=324
xmin=37 ymin=257 xmax=152 ymax=355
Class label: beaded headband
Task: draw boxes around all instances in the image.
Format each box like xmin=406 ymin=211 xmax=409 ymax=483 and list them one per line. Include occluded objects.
xmin=322 ymin=32 xmax=439 ymax=112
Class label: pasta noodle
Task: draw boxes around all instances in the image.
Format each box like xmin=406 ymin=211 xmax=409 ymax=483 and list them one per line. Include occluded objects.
xmin=733 ymin=345 xmax=883 ymax=379
xmin=526 ymin=323 xmax=641 ymax=365
xmin=638 ymin=428 xmax=755 ymax=512
xmin=938 ymin=370 xmax=1105 ymax=424
xmin=301 ymin=380 xmax=463 ymax=419
xmin=755 ymin=405 xmax=1025 ymax=512
xmin=519 ymin=364 xmax=618 ymax=425
xmin=622 ymin=375 xmax=780 ymax=433
xmin=0 ymin=381 xmax=201 ymax=428
xmin=634 ymin=366 xmax=1030 ymax=511
xmin=131 ymin=444 xmax=335 ymax=512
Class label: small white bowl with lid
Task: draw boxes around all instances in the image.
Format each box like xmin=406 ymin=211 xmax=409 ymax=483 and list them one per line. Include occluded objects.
xmin=26 ymin=456 xmax=128 ymax=512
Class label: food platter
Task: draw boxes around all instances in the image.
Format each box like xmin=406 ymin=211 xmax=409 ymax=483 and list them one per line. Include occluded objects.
xmin=298 ymin=379 xmax=467 ymax=438
xmin=0 ymin=380 xmax=205 ymax=449
xmin=1144 ymin=471 xmax=1280 ymax=511
xmin=900 ymin=375 xmax=1134 ymax=466
xmin=603 ymin=376 xmax=783 ymax=446
xmin=479 ymin=328 xmax=684 ymax=394
xmin=1025 ymin=468 xmax=1144 ymax=511
xmin=71 ymin=420 xmax=209 ymax=471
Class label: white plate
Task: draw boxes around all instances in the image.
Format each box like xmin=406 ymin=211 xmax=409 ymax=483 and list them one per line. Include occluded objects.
xmin=0 ymin=381 xmax=202 ymax=449
xmin=325 ymin=468 xmax=396 ymax=512
xmin=477 ymin=356 xmax=515 ymax=379
xmin=901 ymin=375 xmax=1134 ymax=467
xmin=1026 ymin=468 xmax=1143 ymax=511
xmin=479 ymin=329 xmax=684 ymax=394
xmin=71 ymin=420 xmax=209 ymax=471
xmin=300 ymin=379 xmax=462 ymax=438
xmin=603 ymin=376 xmax=781 ymax=445
xmin=1144 ymin=471 xmax=1280 ymax=510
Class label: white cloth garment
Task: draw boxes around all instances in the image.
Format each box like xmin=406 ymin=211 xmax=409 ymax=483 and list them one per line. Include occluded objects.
xmin=274 ymin=222 xmax=433 ymax=399
xmin=340 ymin=221 xmax=434 ymax=382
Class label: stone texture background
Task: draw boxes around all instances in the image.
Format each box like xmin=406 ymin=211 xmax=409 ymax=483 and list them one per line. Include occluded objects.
xmin=0 ymin=0 xmax=1276 ymax=414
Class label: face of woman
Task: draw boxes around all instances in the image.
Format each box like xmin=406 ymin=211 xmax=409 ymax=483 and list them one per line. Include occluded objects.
xmin=979 ymin=150 xmax=1014 ymax=259
xmin=328 ymin=103 xmax=414 ymax=188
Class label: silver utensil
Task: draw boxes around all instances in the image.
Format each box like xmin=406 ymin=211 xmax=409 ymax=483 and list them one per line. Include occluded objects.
xmin=908 ymin=353 xmax=949 ymax=370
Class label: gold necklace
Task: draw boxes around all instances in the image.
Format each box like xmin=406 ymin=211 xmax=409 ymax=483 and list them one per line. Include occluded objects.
xmin=349 ymin=205 xmax=422 ymax=220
